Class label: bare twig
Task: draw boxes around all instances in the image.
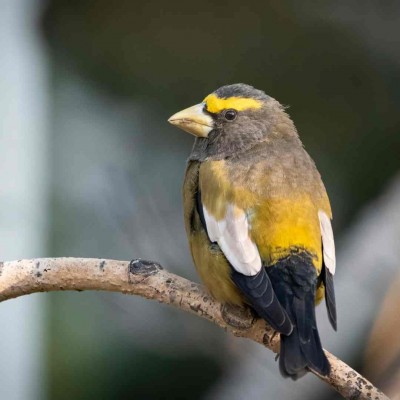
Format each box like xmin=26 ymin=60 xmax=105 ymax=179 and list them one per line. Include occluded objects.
xmin=0 ymin=257 xmax=388 ymax=400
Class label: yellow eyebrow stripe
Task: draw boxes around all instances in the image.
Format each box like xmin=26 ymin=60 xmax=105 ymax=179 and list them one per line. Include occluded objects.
xmin=203 ymin=94 xmax=263 ymax=114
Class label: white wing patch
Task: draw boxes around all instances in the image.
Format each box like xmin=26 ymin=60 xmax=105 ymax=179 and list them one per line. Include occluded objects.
xmin=318 ymin=210 xmax=336 ymax=275
xmin=203 ymin=204 xmax=262 ymax=276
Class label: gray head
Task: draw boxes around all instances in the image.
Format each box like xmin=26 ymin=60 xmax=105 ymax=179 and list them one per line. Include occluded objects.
xmin=168 ymin=83 xmax=298 ymax=160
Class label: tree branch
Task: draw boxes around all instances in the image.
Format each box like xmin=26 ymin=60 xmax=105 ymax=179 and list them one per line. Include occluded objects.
xmin=0 ymin=257 xmax=388 ymax=400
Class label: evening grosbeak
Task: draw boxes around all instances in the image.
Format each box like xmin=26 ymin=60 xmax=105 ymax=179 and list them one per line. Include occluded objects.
xmin=168 ymin=83 xmax=336 ymax=379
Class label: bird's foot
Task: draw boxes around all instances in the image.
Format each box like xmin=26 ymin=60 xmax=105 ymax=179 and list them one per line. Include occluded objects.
xmin=263 ymin=328 xmax=280 ymax=350
xmin=270 ymin=329 xmax=280 ymax=344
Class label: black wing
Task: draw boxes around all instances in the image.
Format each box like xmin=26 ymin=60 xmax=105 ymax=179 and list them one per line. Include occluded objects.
xmin=231 ymin=267 xmax=293 ymax=336
xmin=322 ymin=260 xmax=337 ymax=331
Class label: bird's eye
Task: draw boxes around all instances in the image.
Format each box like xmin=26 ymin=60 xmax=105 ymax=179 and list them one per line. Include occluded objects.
xmin=224 ymin=109 xmax=237 ymax=121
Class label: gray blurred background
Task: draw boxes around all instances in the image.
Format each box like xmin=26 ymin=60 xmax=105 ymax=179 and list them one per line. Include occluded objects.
xmin=0 ymin=1 xmax=399 ymax=399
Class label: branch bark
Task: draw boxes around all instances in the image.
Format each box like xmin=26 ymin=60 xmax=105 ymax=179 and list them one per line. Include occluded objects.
xmin=0 ymin=257 xmax=388 ymax=400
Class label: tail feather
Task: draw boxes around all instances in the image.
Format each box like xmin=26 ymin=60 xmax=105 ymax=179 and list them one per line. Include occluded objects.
xmin=280 ymin=292 xmax=330 ymax=379
xmin=266 ymin=252 xmax=333 ymax=379
xmin=280 ymin=331 xmax=308 ymax=379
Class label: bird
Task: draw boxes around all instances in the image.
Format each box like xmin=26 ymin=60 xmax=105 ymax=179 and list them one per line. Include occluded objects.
xmin=168 ymin=83 xmax=336 ymax=379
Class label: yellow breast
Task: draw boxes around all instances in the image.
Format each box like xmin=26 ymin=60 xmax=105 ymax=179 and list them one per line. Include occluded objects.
xmin=250 ymin=196 xmax=323 ymax=271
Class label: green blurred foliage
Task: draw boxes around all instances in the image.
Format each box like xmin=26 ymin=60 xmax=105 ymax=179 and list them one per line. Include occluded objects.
xmin=49 ymin=294 xmax=221 ymax=400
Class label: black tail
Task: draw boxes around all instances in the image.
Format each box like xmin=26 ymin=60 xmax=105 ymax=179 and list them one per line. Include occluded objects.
xmin=279 ymin=290 xmax=330 ymax=379
xmin=267 ymin=253 xmax=331 ymax=380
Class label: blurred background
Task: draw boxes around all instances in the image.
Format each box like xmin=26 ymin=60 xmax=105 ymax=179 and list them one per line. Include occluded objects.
xmin=0 ymin=0 xmax=399 ymax=399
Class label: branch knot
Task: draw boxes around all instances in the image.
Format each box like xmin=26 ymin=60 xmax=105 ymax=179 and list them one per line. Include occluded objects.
xmin=129 ymin=259 xmax=163 ymax=277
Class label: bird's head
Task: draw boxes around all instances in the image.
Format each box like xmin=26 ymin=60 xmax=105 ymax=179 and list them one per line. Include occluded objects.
xmin=168 ymin=83 xmax=297 ymax=160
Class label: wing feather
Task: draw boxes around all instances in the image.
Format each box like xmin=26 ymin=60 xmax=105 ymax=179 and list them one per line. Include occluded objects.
xmin=203 ymin=204 xmax=261 ymax=276
xmin=200 ymin=198 xmax=292 ymax=335
xmin=318 ymin=210 xmax=337 ymax=330
xmin=318 ymin=210 xmax=336 ymax=275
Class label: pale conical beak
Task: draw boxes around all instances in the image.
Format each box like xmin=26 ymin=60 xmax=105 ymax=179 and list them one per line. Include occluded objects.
xmin=168 ymin=103 xmax=214 ymax=137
